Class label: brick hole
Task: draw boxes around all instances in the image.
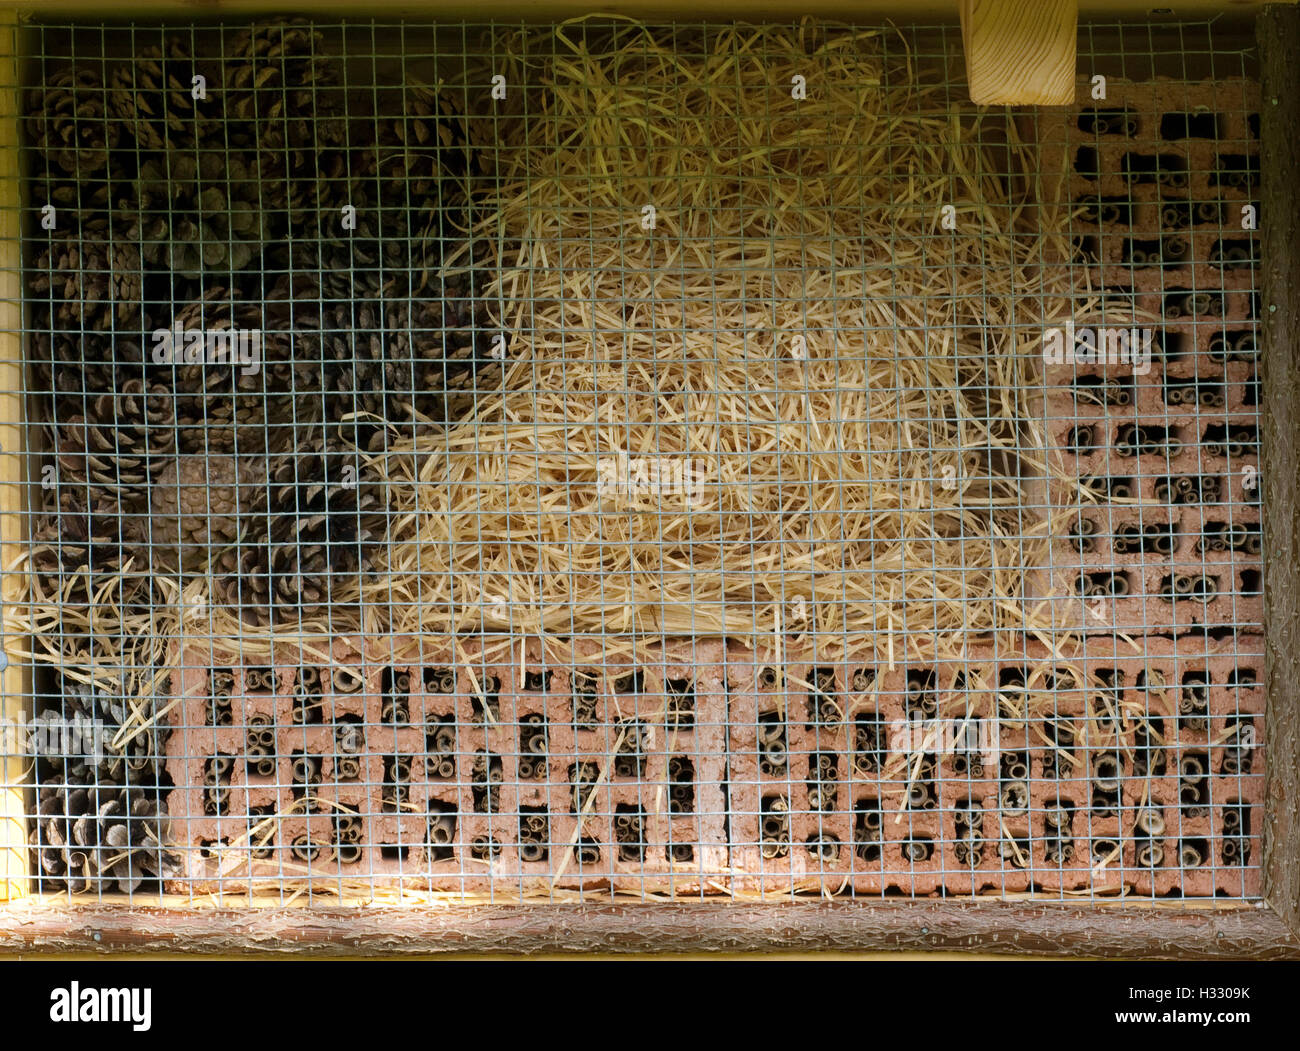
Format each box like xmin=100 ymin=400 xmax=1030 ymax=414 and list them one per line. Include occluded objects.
xmin=1210 ymin=152 xmax=1259 ymax=190
xmin=853 ymin=709 xmax=884 ymax=775
xmin=1076 ymin=570 xmax=1132 ymax=599
xmin=248 ymin=804 xmax=275 ymax=860
xmin=1180 ymin=837 xmax=1209 ymax=869
xmin=668 ymin=755 xmax=695 ymax=814
xmin=850 ymin=666 xmax=876 ymax=693
xmin=1159 ymin=197 xmax=1192 ymax=230
xmin=1221 ymin=801 xmax=1251 ymax=865
xmin=1081 ymin=473 xmax=1134 ymax=501
xmin=1198 ymin=520 xmax=1262 ymax=557
xmin=1248 ymin=112 xmax=1260 ymax=139
xmin=1244 ymin=370 xmax=1260 ymax=406
xmin=382 ymin=754 xmax=412 ymax=813
xmin=1165 ymin=377 xmax=1227 ymax=410
xmin=1159 ymin=573 xmax=1220 ymax=602
xmin=1122 ymin=150 xmax=1188 ymax=187
xmin=519 ymin=806 xmax=549 ymax=863
xmin=1077 ymin=106 xmax=1137 ymax=136
xmin=760 ymin=795 xmax=790 ymax=859
xmin=567 ymin=760 xmax=600 ymax=815
xmin=955 ymin=799 xmax=985 ymax=866
xmin=1124 ymin=235 xmax=1188 ymax=267
xmin=1063 ymin=424 xmax=1096 ymax=454
xmin=522 ymin=669 xmax=552 ymax=691
xmin=1190 ymin=421 xmax=1253 ymax=463
xmin=291 ymin=752 xmax=323 ymax=812
xmin=1155 ymin=472 xmax=1219 ymax=505
xmin=1091 ymin=751 xmax=1123 ymax=818
xmin=667 ymin=842 xmax=694 ymax=863
xmin=854 ymin=798 xmax=883 ymax=862
xmin=202 ymin=754 xmax=234 ymax=816
xmin=1115 ymin=422 xmax=1181 ymax=458
xmin=246 ymin=712 xmax=276 ymax=778
xmin=198 ymin=838 xmax=227 ymax=862
xmin=425 ymin=714 xmax=456 ymax=780
xmin=903 ymin=836 xmax=934 ymax=863
xmin=572 ymin=668 xmax=599 ymax=728
xmin=905 ymin=755 xmax=938 ymax=811
xmin=518 ymin=713 xmax=548 ymax=780
xmin=333 ymin=814 xmax=364 ymax=865
xmin=1210 ymin=237 xmax=1258 ymax=269
xmin=470 ymin=835 xmax=503 ymax=862
xmin=1071 ymin=234 xmax=1099 ymax=264
xmin=998 ymin=750 xmax=1029 ymax=818
xmin=381 ymin=667 xmax=410 ymax=723
xmin=1240 ymin=568 xmax=1261 ymax=595
xmin=1072 ymin=372 xmax=1136 ymax=409
xmin=333 ymin=714 xmax=365 ymax=781
xmin=1075 ymin=194 xmax=1133 ymax=226
xmin=665 ymin=677 xmax=695 ymax=728
xmin=1112 ymin=521 xmax=1177 ymax=556
xmin=1132 ymin=706 xmax=1167 ymax=778
xmin=1179 ymin=751 xmax=1210 ymax=817
xmin=806 ymin=665 xmax=840 ymax=726
xmin=1180 ymin=671 xmax=1211 ymax=731
xmin=1228 ymin=703 xmax=1262 ymax=766
xmin=290 ymin=830 xmax=328 ymax=864
xmin=291 ymin=672 xmax=324 ymax=726
xmin=613 ymin=718 xmax=649 ymax=778
xmin=423 ymin=666 xmax=456 ymax=694
xmin=245 ymin=666 xmax=275 ymax=693
xmin=427 ymin=801 xmax=457 ymax=862
xmin=756 ymin=664 xmax=783 ymax=689
xmin=1073 ymin=144 xmax=1099 ymax=179
xmin=806 ymin=752 xmax=838 ymax=812
xmin=1043 ymin=801 xmax=1075 ymax=865
xmin=614 ymin=803 xmax=646 ymax=862
xmin=473 ymin=751 xmax=503 ymax=813
xmin=805 ymin=833 xmax=840 ymax=863
xmin=1040 ymin=718 xmax=1076 ymax=780
xmin=207 ymin=668 xmax=235 ymax=726
xmin=1159 ymin=111 xmax=1221 ymax=139
xmin=574 ymin=836 xmax=601 ymax=867
xmin=379 ymin=844 xmax=408 ymax=861
xmin=1091 ymin=838 xmax=1121 ymax=867
xmin=470 ymin=674 xmax=501 ymax=721
xmin=904 ymin=667 xmax=936 ymax=718
xmin=1133 ymin=803 xmax=1167 ymax=866
xmin=1163 ymin=288 xmax=1224 ymax=319
xmin=612 ymin=668 xmax=645 ymax=694
xmin=757 ymin=710 xmax=788 ymax=776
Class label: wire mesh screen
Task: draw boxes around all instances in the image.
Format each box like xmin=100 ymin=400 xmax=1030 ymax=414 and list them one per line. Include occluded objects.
xmin=4 ymin=17 xmax=1264 ymax=904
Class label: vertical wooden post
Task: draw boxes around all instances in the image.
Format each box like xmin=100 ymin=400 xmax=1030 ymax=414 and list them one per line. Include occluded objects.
xmin=960 ymin=0 xmax=1077 ymax=107
xmin=1259 ymin=2 xmax=1300 ymax=937
xmin=0 ymin=9 xmax=27 ymax=902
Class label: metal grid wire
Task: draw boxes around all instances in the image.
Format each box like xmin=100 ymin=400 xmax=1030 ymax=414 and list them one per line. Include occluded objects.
xmin=2 ymin=17 xmax=1265 ymax=903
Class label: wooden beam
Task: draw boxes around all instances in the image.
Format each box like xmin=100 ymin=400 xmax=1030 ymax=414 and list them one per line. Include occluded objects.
xmin=960 ymin=0 xmax=1077 ymax=106
xmin=1259 ymin=2 xmax=1300 ymax=938
xmin=1 ymin=900 xmax=1297 ymax=958
xmin=0 ymin=9 xmax=29 ymax=905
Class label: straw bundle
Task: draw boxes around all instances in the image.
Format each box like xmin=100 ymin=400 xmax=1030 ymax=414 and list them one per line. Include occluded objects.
xmin=375 ymin=20 xmax=1076 ymax=661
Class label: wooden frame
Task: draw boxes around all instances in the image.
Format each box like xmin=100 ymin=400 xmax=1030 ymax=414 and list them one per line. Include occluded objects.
xmin=0 ymin=2 xmax=1297 ymax=958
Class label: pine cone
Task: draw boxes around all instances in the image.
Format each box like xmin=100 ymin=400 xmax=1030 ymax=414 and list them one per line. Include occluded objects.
xmin=30 ymin=160 xmax=111 ymax=227
xmin=124 ymin=150 xmax=270 ymax=278
xmin=155 ymin=285 xmax=316 ymax=456
xmin=29 ymin=326 xmax=139 ymax=405
xmin=29 ymin=218 xmax=143 ymax=332
xmin=108 ymin=38 xmax=213 ymax=152
xmin=150 ymin=453 xmax=267 ymax=570
xmin=35 ymin=674 xmax=162 ymax=786
xmin=213 ymin=442 xmax=383 ymax=624
xmin=32 ymin=782 xmax=172 ymax=894
xmin=27 ymin=65 xmax=119 ymax=177
xmin=55 ymin=375 xmax=174 ymax=484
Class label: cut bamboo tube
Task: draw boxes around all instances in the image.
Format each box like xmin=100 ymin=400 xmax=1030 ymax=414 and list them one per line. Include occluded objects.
xmin=960 ymin=0 xmax=1077 ymax=106
xmin=0 ymin=10 xmax=29 ymax=902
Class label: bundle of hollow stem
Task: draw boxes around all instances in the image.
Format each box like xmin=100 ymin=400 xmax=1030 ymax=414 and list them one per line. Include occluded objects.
xmin=376 ymin=20 xmax=1078 ymax=662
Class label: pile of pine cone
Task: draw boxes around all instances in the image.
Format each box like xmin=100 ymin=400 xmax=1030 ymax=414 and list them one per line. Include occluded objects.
xmin=25 ymin=20 xmax=496 ymax=892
